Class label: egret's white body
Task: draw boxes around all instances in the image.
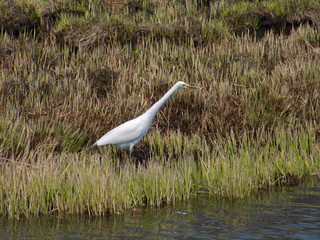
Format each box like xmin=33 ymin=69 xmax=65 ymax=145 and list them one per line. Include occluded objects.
xmin=93 ymin=81 xmax=196 ymax=157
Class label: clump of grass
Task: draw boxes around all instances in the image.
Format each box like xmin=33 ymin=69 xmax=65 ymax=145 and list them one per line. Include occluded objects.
xmin=200 ymin=126 xmax=319 ymax=198
xmin=0 ymin=147 xmax=199 ymax=217
xmin=219 ymin=0 xmax=320 ymax=37
xmin=0 ymin=116 xmax=29 ymax=157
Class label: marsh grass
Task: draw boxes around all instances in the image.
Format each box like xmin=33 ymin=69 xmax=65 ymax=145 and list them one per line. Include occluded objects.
xmin=0 ymin=127 xmax=319 ymax=218
xmin=0 ymin=0 xmax=320 ymax=218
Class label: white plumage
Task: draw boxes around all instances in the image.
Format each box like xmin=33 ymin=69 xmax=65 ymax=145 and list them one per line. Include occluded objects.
xmin=93 ymin=81 xmax=196 ymax=158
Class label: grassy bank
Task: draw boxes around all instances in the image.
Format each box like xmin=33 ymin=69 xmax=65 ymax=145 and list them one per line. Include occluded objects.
xmin=1 ymin=127 xmax=319 ymax=218
xmin=1 ymin=0 xmax=320 ymax=218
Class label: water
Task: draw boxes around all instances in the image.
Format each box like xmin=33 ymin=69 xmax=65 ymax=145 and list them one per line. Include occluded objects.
xmin=1 ymin=177 xmax=320 ymax=239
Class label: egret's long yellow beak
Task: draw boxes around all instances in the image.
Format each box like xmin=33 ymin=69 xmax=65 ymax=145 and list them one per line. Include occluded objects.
xmin=184 ymin=83 xmax=197 ymax=89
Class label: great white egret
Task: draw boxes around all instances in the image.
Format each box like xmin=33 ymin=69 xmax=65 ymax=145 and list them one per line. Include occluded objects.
xmin=93 ymin=81 xmax=197 ymax=158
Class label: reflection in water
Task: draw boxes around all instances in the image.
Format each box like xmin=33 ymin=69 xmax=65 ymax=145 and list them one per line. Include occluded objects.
xmin=1 ymin=177 xmax=319 ymax=239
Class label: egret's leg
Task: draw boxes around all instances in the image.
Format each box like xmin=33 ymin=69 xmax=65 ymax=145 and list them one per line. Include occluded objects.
xmin=129 ymin=146 xmax=133 ymax=160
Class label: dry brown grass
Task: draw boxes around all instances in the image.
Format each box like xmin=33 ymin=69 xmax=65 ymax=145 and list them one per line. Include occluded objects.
xmin=1 ymin=19 xmax=320 ymax=156
xmin=0 ymin=0 xmax=319 ymax=165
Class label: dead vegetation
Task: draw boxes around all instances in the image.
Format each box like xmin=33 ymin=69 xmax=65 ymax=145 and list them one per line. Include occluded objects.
xmin=0 ymin=2 xmax=41 ymax=36
xmin=1 ymin=0 xmax=319 ymax=48
xmin=232 ymin=10 xmax=320 ymax=38
xmin=0 ymin=0 xmax=320 ymax=159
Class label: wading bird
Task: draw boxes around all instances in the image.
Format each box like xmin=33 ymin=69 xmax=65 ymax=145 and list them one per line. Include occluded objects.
xmin=93 ymin=81 xmax=197 ymax=158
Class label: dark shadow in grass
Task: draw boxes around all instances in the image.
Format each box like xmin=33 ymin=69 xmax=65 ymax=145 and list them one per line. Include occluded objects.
xmin=0 ymin=2 xmax=41 ymax=37
xmin=233 ymin=10 xmax=319 ymax=39
xmin=88 ymin=67 xmax=119 ymax=98
xmin=275 ymin=173 xmax=306 ymax=187
xmin=92 ymin=144 xmax=152 ymax=169
xmin=92 ymin=142 xmax=183 ymax=169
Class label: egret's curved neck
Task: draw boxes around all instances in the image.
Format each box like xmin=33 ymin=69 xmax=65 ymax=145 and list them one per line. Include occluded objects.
xmin=144 ymin=85 xmax=179 ymax=119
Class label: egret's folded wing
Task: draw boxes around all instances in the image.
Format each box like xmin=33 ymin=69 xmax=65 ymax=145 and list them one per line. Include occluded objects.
xmin=95 ymin=118 xmax=144 ymax=146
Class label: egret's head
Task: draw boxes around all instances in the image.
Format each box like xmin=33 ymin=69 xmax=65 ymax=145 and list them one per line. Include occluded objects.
xmin=176 ymin=81 xmax=197 ymax=89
